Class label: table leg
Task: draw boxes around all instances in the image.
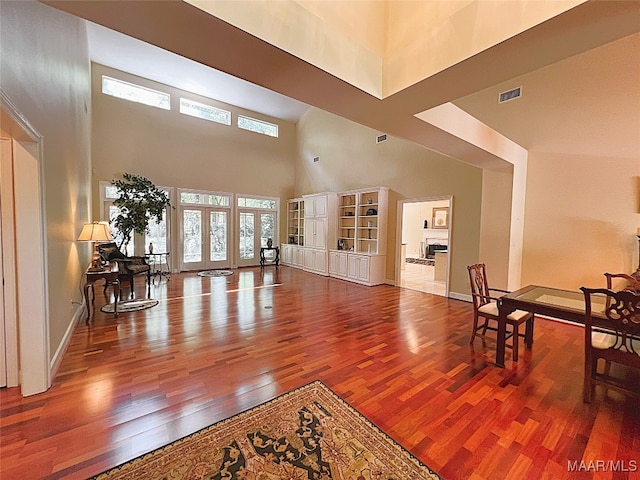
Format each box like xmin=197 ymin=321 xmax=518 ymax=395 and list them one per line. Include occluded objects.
xmin=275 ymin=247 xmax=280 ymax=266
xmin=113 ymin=280 xmax=120 ymax=318
xmin=525 ymin=316 xmax=535 ymax=348
xmin=496 ymin=315 xmax=507 ymax=368
xmin=83 ymin=282 xmax=93 ymax=324
xmin=260 ymin=249 xmax=265 ymax=267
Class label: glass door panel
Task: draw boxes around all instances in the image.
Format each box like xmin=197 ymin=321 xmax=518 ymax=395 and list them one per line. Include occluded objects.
xmin=239 ymin=212 xmax=255 ymax=265
xmin=183 ymin=209 xmax=203 ymax=266
xmin=209 ymin=210 xmax=229 ymax=267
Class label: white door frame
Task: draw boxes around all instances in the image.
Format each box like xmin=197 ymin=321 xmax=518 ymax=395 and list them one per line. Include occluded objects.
xmin=236 ymin=208 xmax=278 ymax=267
xmin=1 ymin=90 xmax=50 ymax=395
xmin=179 ymin=206 xmax=232 ymax=271
xmin=395 ymin=195 xmax=453 ymax=297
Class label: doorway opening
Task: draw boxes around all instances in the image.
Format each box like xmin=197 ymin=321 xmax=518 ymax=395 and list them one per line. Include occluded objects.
xmin=397 ymin=196 xmax=452 ymax=296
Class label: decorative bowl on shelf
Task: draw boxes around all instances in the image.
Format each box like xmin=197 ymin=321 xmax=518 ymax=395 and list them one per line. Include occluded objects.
xmin=366 ymin=208 xmax=377 ymax=216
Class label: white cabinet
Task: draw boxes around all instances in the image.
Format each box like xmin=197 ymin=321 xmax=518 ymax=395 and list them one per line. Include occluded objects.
xmin=329 ymin=251 xmax=348 ymax=278
xmin=332 ymin=252 xmax=385 ymax=285
xmin=301 ymin=193 xmax=336 ymax=277
xmin=305 ymin=195 xmax=327 ymax=218
xmin=281 ymin=244 xmax=305 ymax=269
xmin=281 ymin=244 xmax=292 ymax=265
xmin=304 ymin=248 xmax=328 ymax=275
xmin=304 ymin=219 xmax=326 ymax=249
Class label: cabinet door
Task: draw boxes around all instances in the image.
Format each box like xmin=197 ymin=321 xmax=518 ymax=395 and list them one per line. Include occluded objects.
xmin=347 ymin=255 xmax=359 ymax=279
xmin=303 ymin=219 xmax=313 ymax=247
xmin=313 ymin=250 xmax=327 ymax=274
xmin=338 ymin=252 xmax=348 ymax=276
xmin=329 ymin=251 xmax=348 ymax=277
xmin=303 ymin=248 xmax=315 ymax=270
xmin=356 ymin=255 xmax=370 ymax=282
xmin=313 ymin=196 xmax=327 ymax=217
xmin=314 ymin=219 xmax=326 ymax=249
xmin=294 ymin=246 xmax=304 ymax=267
xmin=329 ymin=251 xmax=340 ymax=275
xmin=281 ymin=245 xmax=292 ymax=265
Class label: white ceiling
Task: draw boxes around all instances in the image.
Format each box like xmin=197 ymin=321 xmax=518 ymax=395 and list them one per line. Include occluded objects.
xmin=86 ymin=22 xmax=310 ymax=124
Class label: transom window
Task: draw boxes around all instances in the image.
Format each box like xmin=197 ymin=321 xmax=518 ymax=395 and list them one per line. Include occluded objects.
xmin=180 ymin=98 xmax=231 ymax=125
xmin=180 ymin=191 xmax=231 ymax=206
xmin=237 ymin=197 xmax=277 ymax=209
xmin=237 ymin=115 xmax=278 ymax=138
xmin=102 ymin=76 xmax=170 ymax=110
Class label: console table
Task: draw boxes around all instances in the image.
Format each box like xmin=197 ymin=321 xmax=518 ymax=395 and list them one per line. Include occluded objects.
xmin=260 ymin=246 xmax=280 ymax=267
xmin=83 ymin=263 xmax=120 ymax=324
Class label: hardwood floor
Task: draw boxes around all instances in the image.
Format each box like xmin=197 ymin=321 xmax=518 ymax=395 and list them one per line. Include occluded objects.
xmin=1 ymin=267 xmax=639 ymax=479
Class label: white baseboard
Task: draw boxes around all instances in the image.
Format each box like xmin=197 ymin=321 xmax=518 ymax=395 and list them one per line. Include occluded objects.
xmin=50 ymin=302 xmax=85 ymax=379
xmin=448 ymin=291 xmax=472 ymax=302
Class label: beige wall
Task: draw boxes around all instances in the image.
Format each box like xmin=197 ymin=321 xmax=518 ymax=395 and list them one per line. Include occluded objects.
xmin=479 ymin=169 xmax=513 ymax=290
xmin=295 ymin=108 xmax=483 ymax=294
xmin=522 ymin=153 xmax=640 ymax=290
xmin=91 ymin=64 xmax=298 ymax=255
xmin=0 ymin=1 xmax=92 ymax=360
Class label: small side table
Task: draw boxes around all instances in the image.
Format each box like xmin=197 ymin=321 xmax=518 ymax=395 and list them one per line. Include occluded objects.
xmin=83 ymin=263 xmax=120 ymax=324
xmin=146 ymin=252 xmax=171 ymax=283
xmin=260 ymin=246 xmax=280 ymax=267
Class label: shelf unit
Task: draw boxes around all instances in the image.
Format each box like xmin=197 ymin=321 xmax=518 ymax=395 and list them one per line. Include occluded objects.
xmin=337 ymin=193 xmax=356 ymax=251
xmin=330 ymin=187 xmax=388 ymax=286
xmin=356 ymin=190 xmax=381 ymax=254
xmin=286 ymin=198 xmax=304 ymax=246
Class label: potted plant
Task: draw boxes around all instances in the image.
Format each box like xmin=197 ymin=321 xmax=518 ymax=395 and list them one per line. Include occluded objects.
xmin=111 ymin=173 xmax=171 ymax=251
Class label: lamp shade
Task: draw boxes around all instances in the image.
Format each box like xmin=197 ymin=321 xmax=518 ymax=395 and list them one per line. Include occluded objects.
xmin=77 ymin=221 xmax=112 ymax=242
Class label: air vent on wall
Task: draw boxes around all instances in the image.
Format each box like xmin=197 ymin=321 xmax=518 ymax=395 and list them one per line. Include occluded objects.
xmin=376 ymin=134 xmax=388 ymax=144
xmin=498 ymin=86 xmax=522 ymax=104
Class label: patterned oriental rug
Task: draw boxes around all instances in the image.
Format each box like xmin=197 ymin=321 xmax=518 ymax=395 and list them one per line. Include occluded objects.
xmin=90 ymin=381 xmax=442 ymax=480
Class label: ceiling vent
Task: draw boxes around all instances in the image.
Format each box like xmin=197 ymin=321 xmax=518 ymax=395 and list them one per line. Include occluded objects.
xmin=376 ymin=134 xmax=388 ymax=144
xmin=498 ymin=86 xmax=522 ymax=104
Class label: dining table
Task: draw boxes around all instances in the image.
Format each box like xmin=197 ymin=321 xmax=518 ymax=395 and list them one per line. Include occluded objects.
xmin=495 ymin=285 xmax=608 ymax=367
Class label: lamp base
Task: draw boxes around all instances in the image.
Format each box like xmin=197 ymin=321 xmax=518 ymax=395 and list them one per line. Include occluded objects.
xmin=87 ymin=256 xmax=105 ymax=272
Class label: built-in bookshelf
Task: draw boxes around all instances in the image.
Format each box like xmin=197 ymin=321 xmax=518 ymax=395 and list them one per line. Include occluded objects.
xmin=286 ymin=198 xmax=304 ymax=245
xmin=337 ymin=193 xmax=357 ymax=251
xmin=356 ymin=190 xmax=381 ymax=254
xmin=330 ymin=187 xmax=388 ymax=286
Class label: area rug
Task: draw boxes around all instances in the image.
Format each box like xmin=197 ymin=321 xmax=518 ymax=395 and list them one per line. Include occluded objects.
xmin=89 ymin=380 xmax=441 ymax=480
xmin=405 ymin=257 xmax=435 ymax=266
xmin=197 ymin=270 xmax=234 ymax=277
xmin=100 ymin=298 xmax=159 ymax=314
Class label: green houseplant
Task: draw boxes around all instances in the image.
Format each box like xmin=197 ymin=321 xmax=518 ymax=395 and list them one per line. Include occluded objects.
xmin=111 ymin=173 xmax=171 ymax=251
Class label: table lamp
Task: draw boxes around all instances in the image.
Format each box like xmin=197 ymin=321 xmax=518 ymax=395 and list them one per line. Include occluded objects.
xmin=77 ymin=221 xmax=113 ymax=271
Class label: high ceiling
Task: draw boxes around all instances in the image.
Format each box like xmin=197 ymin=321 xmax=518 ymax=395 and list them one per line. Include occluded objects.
xmin=50 ymin=0 xmax=640 ymax=168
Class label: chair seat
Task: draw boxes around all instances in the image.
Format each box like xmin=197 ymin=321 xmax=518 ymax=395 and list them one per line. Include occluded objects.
xmin=124 ymin=263 xmax=150 ymax=275
xmin=478 ymin=301 xmax=530 ymax=322
xmin=592 ymin=331 xmax=640 ymax=356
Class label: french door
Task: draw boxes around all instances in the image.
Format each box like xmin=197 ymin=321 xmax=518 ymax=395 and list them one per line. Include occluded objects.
xmin=181 ymin=207 xmax=230 ymax=271
xmin=237 ymin=210 xmax=276 ymax=267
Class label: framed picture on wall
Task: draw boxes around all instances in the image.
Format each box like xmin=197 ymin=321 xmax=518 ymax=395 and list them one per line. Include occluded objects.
xmin=432 ymin=207 xmax=449 ymax=229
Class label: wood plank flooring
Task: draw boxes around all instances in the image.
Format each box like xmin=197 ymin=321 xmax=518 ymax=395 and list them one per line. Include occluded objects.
xmin=1 ymin=267 xmax=639 ymax=479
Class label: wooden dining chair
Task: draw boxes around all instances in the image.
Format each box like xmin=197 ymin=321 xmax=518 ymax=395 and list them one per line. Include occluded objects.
xmin=467 ymin=263 xmax=534 ymax=362
xmin=604 ymin=272 xmax=640 ymax=294
xmin=580 ymin=287 xmax=640 ymax=403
